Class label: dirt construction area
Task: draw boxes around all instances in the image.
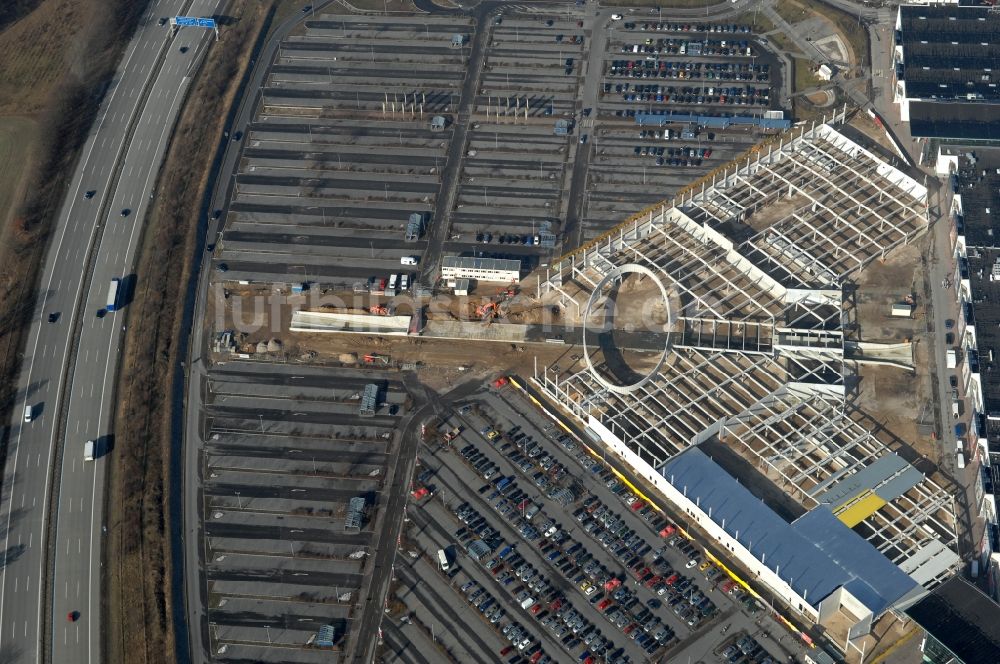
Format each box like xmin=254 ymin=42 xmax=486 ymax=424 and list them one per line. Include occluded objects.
xmin=851 ymin=240 xmax=937 ymax=462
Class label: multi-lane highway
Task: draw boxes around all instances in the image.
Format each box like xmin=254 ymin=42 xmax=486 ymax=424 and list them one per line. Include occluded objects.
xmin=0 ymin=1 xmax=216 ymax=662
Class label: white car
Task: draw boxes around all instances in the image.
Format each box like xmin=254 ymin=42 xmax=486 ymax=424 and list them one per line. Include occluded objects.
xmin=611 ymin=13 xmax=623 ymax=20
xmin=685 ymin=559 xmax=698 ymax=569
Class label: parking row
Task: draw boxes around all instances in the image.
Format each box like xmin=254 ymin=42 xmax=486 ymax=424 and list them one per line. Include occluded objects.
xmin=619 ymin=22 xmax=754 ymax=35
xmin=608 ymin=60 xmax=769 ymax=81
xmin=451 ymin=393 xmax=724 ymax=649
xmin=198 ymin=364 xmax=404 ymax=661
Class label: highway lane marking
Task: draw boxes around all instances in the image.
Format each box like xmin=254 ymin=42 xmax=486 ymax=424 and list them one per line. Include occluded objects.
xmin=56 ymin=51 xmax=196 ymax=664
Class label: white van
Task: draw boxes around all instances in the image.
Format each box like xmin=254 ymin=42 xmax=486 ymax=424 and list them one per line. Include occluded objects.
xmin=84 ymin=440 xmax=95 ymax=462
xmin=400 ymin=274 xmax=409 ymax=291
xmin=400 ymin=256 xmax=418 ymax=266
xmin=23 ymin=405 xmax=32 ymax=422
xmin=437 ymin=549 xmax=449 ymax=571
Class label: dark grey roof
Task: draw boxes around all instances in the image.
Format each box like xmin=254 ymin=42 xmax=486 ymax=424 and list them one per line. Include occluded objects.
xmin=905 ymin=576 xmax=1000 ymax=664
xmin=908 ymin=102 xmax=1000 ymax=141
xmin=896 ymin=6 xmax=1000 ymax=103
xmin=659 ymin=447 xmax=919 ymax=615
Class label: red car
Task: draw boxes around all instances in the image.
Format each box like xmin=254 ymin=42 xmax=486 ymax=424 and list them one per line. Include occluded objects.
xmin=500 ymin=646 xmax=514 ymax=656
xmin=410 ymin=487 xmax=429 ymax=500
xmin=597 ymin=599 xmax=613 ymax=612
xmin=604 ymin=578 xmax=621 ymax=591
xmin=630 ymin=499 xmax=645 ymax=511
xmin=664 ymin=573 xmax=679 ymax=585
xmin=67 ymin=611 xmax=79 ymax=622
xmin=530 ymin=603 xmax=543 ymax=615
xmin=645 ymin=575 xmax=661 ymax=588
xmin=659 ymin=523 xmax=677 ymax=538
xmin=530 ymin=651 xmax=543 ymax=664
xmin=491 ymin=563 xmax=504 ymax=575
xmin=549 ymin=598 xmax=563 ymax=611
xmin=623 ymin=623 xmax=637 ymax=635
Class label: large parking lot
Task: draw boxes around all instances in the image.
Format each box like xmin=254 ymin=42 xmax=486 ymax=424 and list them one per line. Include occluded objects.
xmin=194 ymin=362 xmax=417 ymax=662
xmin=216 ymin=14 xmax=475 ymax=290
xmin=210 ymin=9 xmax=787 ymax=305
xmin=385 ymin=378 xmax=800 ymax=664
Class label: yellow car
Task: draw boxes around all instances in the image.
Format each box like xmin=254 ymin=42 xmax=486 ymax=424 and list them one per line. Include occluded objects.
xmin=486 ymin=430 xmax=500 ymax=441
xmin=698 ymin=561 xmax=711 ymax=573
xmin=579 ymin=580 xmax=592 ymax=592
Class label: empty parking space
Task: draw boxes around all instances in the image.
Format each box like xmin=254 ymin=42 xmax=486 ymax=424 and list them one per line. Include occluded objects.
xmin=197 ymin=362 xmax=410 ymax=662
xmin=217 ymin=14 xmax=476 ymax=290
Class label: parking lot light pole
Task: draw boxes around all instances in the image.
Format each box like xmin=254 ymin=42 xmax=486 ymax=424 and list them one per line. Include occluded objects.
xmin=235 ymin=491 xmax=243 ymax=509
xmin=258 ymin=414 xmax=264 ymax=432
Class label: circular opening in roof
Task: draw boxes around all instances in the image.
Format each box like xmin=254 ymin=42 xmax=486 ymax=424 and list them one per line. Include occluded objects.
xmin=582 ymin=264 xmax=672 ymax=395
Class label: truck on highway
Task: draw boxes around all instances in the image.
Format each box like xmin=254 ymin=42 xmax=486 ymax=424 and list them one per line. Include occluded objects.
xmin=84 ymin=440 xmax=95 ymax=462
xmin=106 ymin=278 xmax=122 ymax=312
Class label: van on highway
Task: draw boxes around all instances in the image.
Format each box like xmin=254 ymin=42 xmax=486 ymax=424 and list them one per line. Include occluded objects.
xmin=23 ymin=405 xmax=32 ymax=422
xmin=84 ymin=440 xmax=95 ymax=462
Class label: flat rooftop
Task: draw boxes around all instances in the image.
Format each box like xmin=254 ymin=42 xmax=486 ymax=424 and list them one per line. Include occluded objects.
xmin=954 ymin=148 xmax=1000 ymax=248
xmin=441 ymin=255 xmax=522 ymax=273
xmin=908 ymin=102 xmax=1000 ymax=141
xmin=898 ymin=5 xmax=1000 ymax=105
xmin=905 ymin=576 xmax=1000 ymax=664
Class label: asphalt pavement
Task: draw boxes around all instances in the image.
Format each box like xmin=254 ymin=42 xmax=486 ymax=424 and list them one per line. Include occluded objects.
xmin=0 ymin=1 xmax=218 ymax=663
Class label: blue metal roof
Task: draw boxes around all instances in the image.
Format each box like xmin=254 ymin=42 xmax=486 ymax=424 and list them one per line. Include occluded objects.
xmin=634 ymin=111 xmax=792 ymax=130
xmin=659 ymin=447 xmax=918 ymax=615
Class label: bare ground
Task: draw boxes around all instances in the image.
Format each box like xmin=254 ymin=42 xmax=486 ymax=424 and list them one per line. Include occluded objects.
xmin=852 ymin=238 xmax=939 ymax=466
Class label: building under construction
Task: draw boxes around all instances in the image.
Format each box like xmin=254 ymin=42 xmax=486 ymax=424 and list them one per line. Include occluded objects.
xmin=532 ymin=108 xmax=960 ymax=656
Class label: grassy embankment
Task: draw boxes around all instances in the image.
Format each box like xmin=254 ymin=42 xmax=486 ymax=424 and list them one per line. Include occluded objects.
xmin=106 ymin=2 xmax=275 ymax=662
